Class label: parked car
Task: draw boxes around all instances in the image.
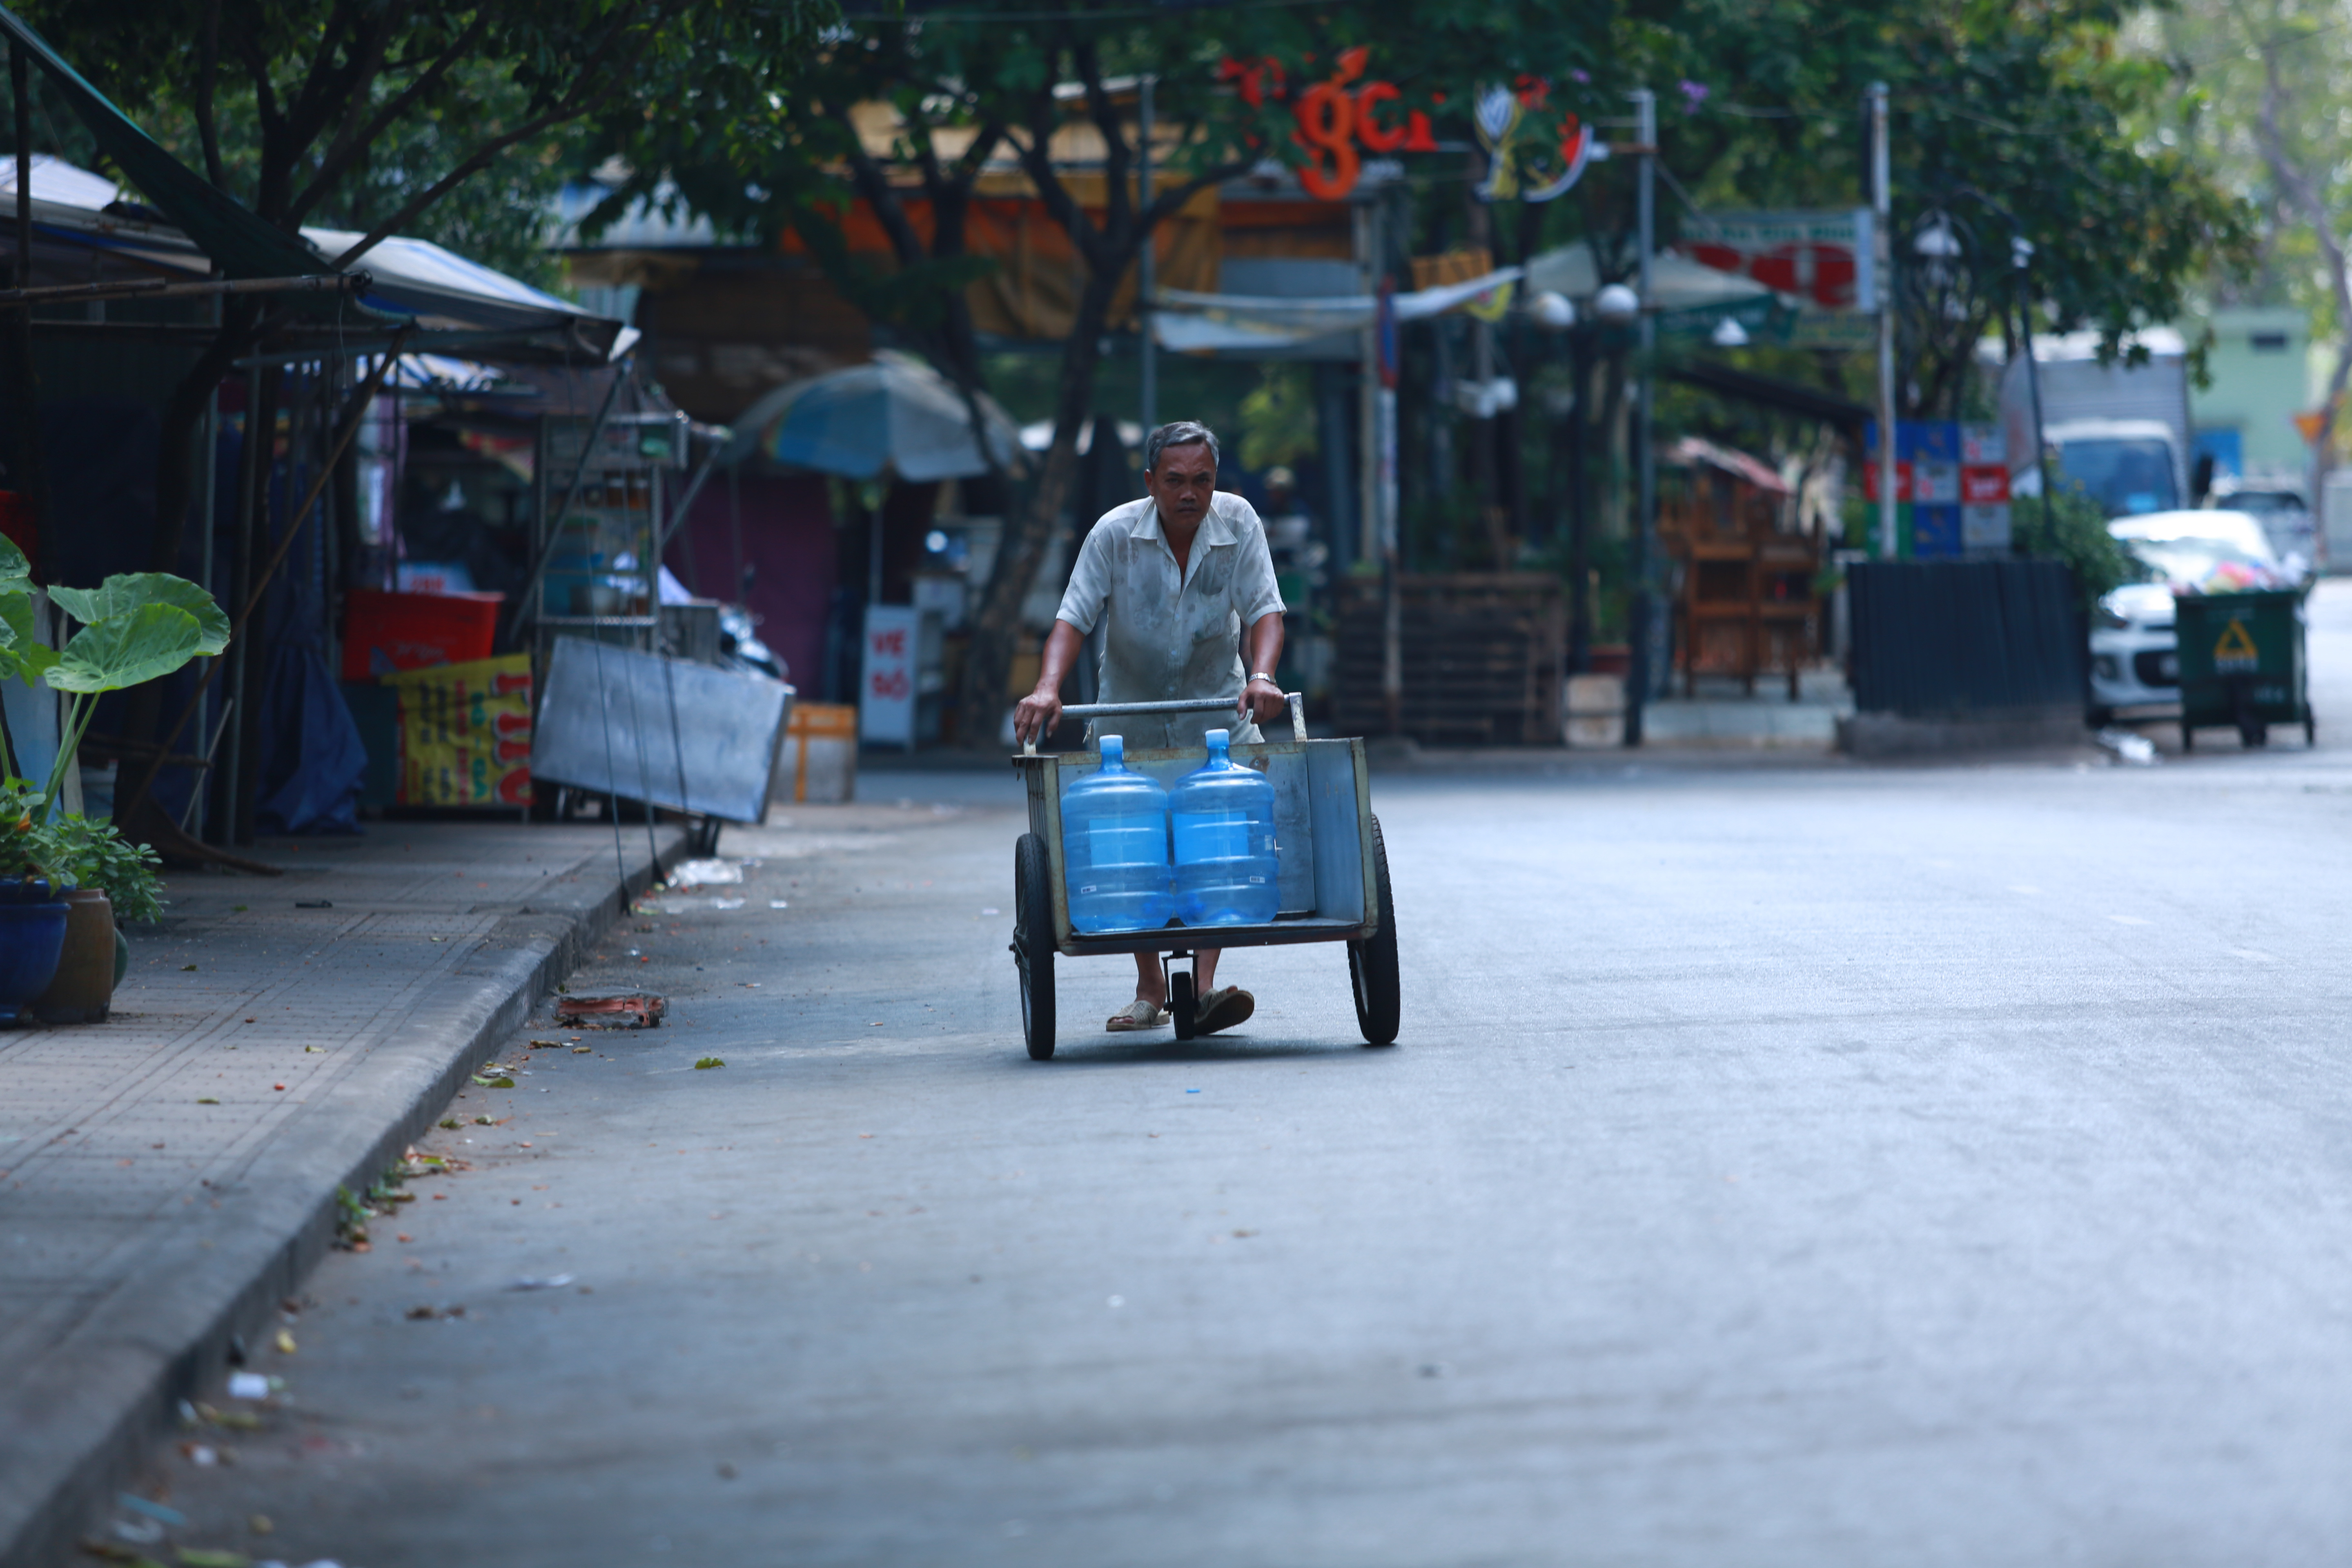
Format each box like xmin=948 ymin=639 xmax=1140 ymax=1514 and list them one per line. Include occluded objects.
xmin=2205 ymin=477 xmax=2314 ymax=577
xmin=2089 ymin=510 xmax=2292 ymax=722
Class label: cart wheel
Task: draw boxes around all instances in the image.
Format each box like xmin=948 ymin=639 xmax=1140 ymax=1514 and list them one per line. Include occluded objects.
xmin=1013 ymin=833 xmax=1055 ymax=1060
xmin=1348 ymin=814 xmax=1401 ymax=1047
xmin=1169 ymin=969 xmax=1196 ymax=1041
xmin=2181 ymin=724 xmax=2194 ymax=753
xmin=2241 ymin=720 xmax=2267 ymax=748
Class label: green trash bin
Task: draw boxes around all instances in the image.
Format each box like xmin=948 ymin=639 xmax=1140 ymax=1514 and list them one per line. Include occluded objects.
xmin=2173 ymin=588 xmax=2314 ymax=751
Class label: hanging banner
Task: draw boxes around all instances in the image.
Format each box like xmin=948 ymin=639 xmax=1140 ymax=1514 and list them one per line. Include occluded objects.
xmin=384 ymin=654 xmax=533 ymax=808
xmin=1679 ymin=209 xmax=1876 ymax=312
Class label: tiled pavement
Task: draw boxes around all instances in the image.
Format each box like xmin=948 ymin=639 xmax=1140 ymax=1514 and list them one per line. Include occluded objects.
xmin=0 ymin=820 xmax=684 ymax=1568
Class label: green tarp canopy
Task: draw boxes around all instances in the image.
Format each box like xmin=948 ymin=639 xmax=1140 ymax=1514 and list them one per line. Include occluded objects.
xmin=0 ymin=3 xmax=335 ymax=284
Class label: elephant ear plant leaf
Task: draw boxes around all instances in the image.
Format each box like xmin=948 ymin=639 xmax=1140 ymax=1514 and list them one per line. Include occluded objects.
xmin=49 ymin=604 xmax=208 ymax=695
xmin=47 ymin=575 xmax=231 ymax=657
xmin=0 ymin=560 xmax=229 ymax=920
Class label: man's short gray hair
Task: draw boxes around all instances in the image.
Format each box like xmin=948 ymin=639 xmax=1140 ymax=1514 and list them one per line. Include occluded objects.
xmin=1144 ymin=421 xmax=1219 ymax=473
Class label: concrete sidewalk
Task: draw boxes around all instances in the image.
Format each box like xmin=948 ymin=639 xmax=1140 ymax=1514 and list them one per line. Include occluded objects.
xmin=0 ymin=819 xmax=685 ymax=1568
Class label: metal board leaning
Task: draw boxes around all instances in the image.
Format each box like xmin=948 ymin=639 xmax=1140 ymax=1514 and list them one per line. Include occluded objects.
xmin=532 ymin=635 xmax=791 ymax=821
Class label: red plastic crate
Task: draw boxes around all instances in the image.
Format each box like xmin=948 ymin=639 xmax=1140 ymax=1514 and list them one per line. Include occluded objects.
xmin=342 ymin=589 xmax=503 ymax=680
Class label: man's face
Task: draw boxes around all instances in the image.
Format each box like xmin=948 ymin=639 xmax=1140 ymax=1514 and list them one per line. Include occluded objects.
xmin=1144 ymin=442 xmax=1217 ymax=530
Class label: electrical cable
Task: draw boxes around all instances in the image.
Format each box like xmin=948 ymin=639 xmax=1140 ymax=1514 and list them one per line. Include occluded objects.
xmin=591 ymin=638 xmax=626 ymax=888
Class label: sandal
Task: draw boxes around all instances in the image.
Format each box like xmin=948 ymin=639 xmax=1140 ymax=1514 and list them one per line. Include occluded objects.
xmin=1194 ymin=986 xmax=1255 ymax=1036
xmin=1107 ymin=998 xmax=1169 ymax=1032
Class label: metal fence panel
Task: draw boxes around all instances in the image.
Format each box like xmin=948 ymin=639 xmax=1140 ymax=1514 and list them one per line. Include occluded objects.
xmin=1849 ymin=561 xmax=2083 ymax=717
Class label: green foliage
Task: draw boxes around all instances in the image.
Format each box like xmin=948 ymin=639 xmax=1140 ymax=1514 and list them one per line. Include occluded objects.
xmin=1238 ymin=366 xmax=1319 ymax=474
xmin=47 ymin=603 xmax=209 ymax=695
xmin=0 ymin=553 xmax=228 ymax=814
xmin=2013 ymin=483 xmax=2134 ymax=613
xmin=14 ymin=0 xmax=832 ymax=290
xmin=1637 ymin=0 xmax=2256 ymax=415
xmin=0 ymin=778 xmax=161 ymax=920
xmin=29 ymin=813 xmax=167 ymax=923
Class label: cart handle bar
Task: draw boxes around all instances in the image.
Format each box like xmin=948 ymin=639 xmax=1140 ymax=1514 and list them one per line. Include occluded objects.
xmin=1024 ymin=692 xmax=1306 ymax=755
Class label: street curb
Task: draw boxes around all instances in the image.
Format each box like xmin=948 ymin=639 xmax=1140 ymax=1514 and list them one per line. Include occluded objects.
xmin=0 ymin=829 xmax=687 ymax=1568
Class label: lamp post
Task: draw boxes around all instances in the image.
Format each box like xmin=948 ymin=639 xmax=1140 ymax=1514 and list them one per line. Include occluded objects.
xmin=1869 ymin=81 xmax=1895 ymax=561
xmin=1626 ymin=87 xmax=1657 ymax=746
xmin=2012 ymin=234 xmax=2054 ymax=543
xmin=1531 ymin=289 xmax=1590 ymax=672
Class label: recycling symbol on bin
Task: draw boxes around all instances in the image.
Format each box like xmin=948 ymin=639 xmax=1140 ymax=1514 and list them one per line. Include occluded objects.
xmin=2213 ymin=618 xmax=2260 ymax=673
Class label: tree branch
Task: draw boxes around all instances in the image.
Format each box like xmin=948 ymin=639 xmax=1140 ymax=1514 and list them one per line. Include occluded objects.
xmin=1074 ymin=36 xmax=1131 ymax=239
xmin=1009 ymin=91 xmax=1105 ymax=273
xmin=827 ymin=102 xmax=931 ymax=270
xmin=280 ymin=0 xmax=369 ymax=158
xmin=292 ymin=7 xmax=483 ymax=223
xmin=326 ymin=12 xmax=653 ymax=268
xmin=195 ymin=0 xmax=226 ymax=189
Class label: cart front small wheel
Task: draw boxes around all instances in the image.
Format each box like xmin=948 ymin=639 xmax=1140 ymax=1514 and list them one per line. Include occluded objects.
xmin=1014 ymin=833 xmax=1056 ymax=1060
xmin=1169 ymin=969 xmax=1196 ymax=1041
xmin=1348 ymin=814 xmax=1401 ymax=1047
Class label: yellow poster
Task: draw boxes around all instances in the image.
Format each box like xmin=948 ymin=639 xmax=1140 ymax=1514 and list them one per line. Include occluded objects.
xmin=383 ymin=654 xmax=534 ymax=807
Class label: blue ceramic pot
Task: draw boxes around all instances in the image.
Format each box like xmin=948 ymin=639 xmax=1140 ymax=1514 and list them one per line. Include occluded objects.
xmin=0 ymin=899 xmax=69 ymax=1022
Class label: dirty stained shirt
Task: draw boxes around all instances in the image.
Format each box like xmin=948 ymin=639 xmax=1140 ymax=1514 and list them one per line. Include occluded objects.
xmin=1054 ymin=492 xmax=1286 ymax=750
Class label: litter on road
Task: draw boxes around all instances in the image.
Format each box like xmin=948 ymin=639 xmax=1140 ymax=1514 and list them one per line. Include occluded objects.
xmin=668 ymin=858 xmax=744 ymax=887
xmin=555 ymin=992 xmax=667 ymax=1029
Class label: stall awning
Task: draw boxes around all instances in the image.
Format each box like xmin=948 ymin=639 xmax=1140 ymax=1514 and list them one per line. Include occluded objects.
xmin=0 ymin=7 xmax=625 ymax=361
xmin=1149 ymin=268 xmax=1524 ymax=358
xmin=0 ymin=3 xmax=331 ymax=284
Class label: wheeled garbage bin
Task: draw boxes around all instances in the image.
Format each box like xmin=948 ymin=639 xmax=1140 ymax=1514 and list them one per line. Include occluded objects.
xmin=2174 ymin=588 xmax=2314 ymax=750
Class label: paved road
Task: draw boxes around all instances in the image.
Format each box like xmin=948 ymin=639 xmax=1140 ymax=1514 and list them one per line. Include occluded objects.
xmin=107 ymin=595 xmax=2352 ymax=1566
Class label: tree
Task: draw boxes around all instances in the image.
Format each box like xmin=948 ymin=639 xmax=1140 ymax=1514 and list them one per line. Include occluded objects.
xmin=2140 ymin=0 xmax=2345 ymax=514
xmin=1644 ymin=0 xmax=2254 ymax=418
xmin=16 ymin=0 xmax=828 ymax=579
xmin=607 ymin=0 xmax=1614 ymax=742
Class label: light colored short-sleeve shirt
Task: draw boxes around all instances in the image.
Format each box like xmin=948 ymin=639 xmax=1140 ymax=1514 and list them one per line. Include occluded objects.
xmin=1054 ymin=491 xmax=1286 ymax=750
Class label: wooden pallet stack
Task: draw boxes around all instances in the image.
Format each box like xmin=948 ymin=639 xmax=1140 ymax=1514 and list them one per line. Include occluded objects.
xmin=1334 ymin=573 xmax=1566 ymax=744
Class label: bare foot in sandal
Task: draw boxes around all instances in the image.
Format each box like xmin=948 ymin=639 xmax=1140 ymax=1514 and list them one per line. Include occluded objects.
xmin=1107 ymin=998 xmax=1169 ymax=1032
xmin=1194 ymin=986 xmax=1255 ymax=1035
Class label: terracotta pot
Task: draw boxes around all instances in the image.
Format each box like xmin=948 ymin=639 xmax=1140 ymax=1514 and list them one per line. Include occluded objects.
xmin=34 ymin=889 xmax=115 ymax=1023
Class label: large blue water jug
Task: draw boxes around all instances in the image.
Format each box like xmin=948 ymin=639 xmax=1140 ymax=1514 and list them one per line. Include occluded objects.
xmin=1060 ymin=735 xmax=1174 ymax=933
xmin=1169 ymin=728 xmax=1279 ymax=927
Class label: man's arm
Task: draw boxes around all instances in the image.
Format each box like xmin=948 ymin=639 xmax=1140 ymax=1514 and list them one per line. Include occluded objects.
xmin=1241 ymin=610 xmax=1286 ymax=727
xmin=1013 ymin=620 xmax=1087 ymax=745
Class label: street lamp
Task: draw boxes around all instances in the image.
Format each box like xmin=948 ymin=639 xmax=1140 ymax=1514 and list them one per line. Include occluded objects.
xmin=1530 ymin=290 xmax=1577 ymax=331
xmin=1593 ymin=283 xmax=1640 ymax=324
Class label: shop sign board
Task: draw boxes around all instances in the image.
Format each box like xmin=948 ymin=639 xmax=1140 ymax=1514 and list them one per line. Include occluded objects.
xmin=1680 ymin=209 xmax=1877 ymax=312
xmin=860 ymin=604 xmax=919 ymax=748
xmin=1219 ymin=49 xmax=1591 ymax=205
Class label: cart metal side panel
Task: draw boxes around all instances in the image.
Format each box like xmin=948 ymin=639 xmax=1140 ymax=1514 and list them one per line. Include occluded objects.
xmin=1014 ymin=756 xmax=1075 ymax=944
xmin=1305 ymin=739 xmax=1369 ymax=929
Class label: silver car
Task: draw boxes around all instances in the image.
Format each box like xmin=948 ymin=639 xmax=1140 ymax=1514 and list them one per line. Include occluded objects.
xmin=2089 ymin=510 xmax=2291 ymax=722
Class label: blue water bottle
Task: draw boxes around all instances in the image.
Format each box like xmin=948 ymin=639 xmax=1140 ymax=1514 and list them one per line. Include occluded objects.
xmin=1060 ymin=735 xmax=1174 ymax=933
xmin=1169 ymin=728 xmax=1279 ymax=927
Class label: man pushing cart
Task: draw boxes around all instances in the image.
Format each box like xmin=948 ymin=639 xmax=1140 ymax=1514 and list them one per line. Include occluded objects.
xmin=1009 ymin=421 xmax=1399 ymax=1060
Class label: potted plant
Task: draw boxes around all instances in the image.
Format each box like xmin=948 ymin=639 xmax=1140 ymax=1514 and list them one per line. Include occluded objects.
xmin=0 ymin=538 xmax=227 ymax=1022
xmin=0 ymin=780 xmax=67 ymax=1023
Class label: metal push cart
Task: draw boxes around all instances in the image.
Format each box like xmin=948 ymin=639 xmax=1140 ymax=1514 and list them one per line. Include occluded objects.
xmin=2174 ymin=588 xmax=2315 ymax=751
xmin=1010 ymin=695 xmax=1399 ymax=1060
